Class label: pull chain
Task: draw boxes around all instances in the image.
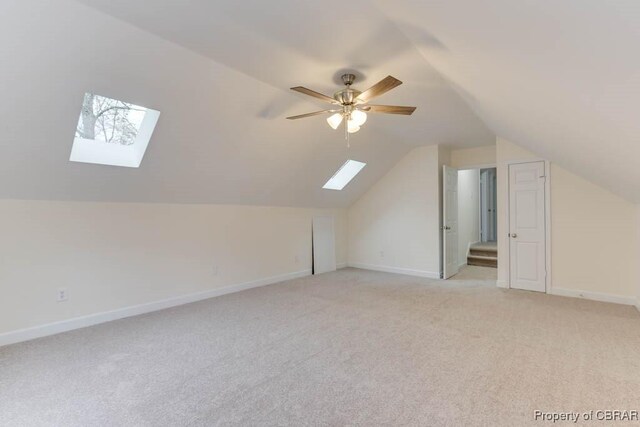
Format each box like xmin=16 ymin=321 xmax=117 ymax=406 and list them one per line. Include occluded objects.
xmin=344 ymin=112 xmax=350 ymax=148
xmin=344 ymin=115 xmax=347 ymax=141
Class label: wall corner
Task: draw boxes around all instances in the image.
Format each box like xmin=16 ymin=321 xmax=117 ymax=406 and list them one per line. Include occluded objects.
xmin=636 ymin=204 xmax=640 ymax=311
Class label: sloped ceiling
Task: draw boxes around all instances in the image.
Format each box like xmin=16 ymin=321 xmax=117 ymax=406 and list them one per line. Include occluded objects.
xmin=378 ymin=0 xmax=640 ymax=203
xmin=3 ymin=1 xmax=638 ymax=207
xmin=0 ymin=0 xmax=492 ymax=208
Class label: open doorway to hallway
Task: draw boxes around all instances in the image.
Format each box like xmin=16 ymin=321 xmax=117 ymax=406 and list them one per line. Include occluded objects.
xmin=452 ymin=167 xmax=497 ymax=280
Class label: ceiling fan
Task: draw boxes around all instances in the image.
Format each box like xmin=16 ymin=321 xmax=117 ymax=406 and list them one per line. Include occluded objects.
xmin=286 ymin=73 xmax=416 ymax=139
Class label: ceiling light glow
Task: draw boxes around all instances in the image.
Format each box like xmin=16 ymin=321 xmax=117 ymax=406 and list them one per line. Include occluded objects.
xmin=351 ymin=110 xmax=367 ymax=126
xmin=347 ymin=120 xmax=360 ymax=133
xmin=326 ymin=113 xmax=343 ymax=130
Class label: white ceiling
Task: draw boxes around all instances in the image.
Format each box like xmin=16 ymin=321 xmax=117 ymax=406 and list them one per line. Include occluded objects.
xmin=2 ymin=0 xmax=638 ymax=206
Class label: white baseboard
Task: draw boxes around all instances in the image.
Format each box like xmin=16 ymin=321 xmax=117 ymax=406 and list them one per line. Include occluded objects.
xmin=497 ymin=280 xmax=509 ymax=289
xmin=550 ymin=287 xmax=637 ymax=306
xmin=0 ymin=269 xmax=312 ymax=348
xmin=348 ymin=262 xmax=440 ymax=279
xmin=336 ymin=262 xmax=348 ymax=269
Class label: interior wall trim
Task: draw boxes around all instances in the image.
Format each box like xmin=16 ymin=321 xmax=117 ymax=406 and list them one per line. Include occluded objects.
xmin=0 ymin=269 xmax=312 ymax=347
xmin=550 ymin=287 xmax=637 ymax=306
xmin=348 ymin=262 xmax=440 ymax=279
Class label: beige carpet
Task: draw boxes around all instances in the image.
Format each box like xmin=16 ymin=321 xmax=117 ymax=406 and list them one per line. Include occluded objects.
xmin=452 ymin=265 xmax=498 ymax=281
xmin=1 ymin=268 xmax=639 ymax=426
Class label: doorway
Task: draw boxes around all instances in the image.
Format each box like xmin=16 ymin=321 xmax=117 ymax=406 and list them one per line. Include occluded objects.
xmin=312 ymin=216 xmax=336 ymax=275
xmin=442 ymin=165 xmax=497 ymax=281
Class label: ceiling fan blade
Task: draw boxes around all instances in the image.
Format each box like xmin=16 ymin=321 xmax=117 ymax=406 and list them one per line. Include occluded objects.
xmin=361 ymin=105 xmax=416 ymax=115
xmin=286 ymin=109 xmax=336 ymax=120
xmin=355 ymin=76 xmax=402 ymax=103
xmin=290 ymin=86 xmax=338 ymax=104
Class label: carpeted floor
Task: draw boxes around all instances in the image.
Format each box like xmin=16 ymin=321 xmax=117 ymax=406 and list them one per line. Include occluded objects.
xmin=1 ymin=268 xmax=639 ymax=426
xmin=452 ymin=264 xmax=497 ymax=280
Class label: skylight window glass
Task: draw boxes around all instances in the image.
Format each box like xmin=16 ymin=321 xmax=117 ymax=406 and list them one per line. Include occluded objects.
xmin=75 ymin=93 xmax=147 ymax=145
xmin=70 ymin=93 xmax=160 ymax=168
xmin=323 ymin=160 xmax=366 ymax=190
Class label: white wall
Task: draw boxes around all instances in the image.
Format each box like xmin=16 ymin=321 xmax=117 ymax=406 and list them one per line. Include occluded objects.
xmin=496 ymin=138 xmax=640 ymax=301
xmin=457 ymin=169 xmax=480 ymax=266
xmin=347 ymin=145 xmax=441 ymax=278
xmin=0 ymin=200 xmax=347 ymax=336
xmin=451 ymin=145 xmax=496 ymax=169
xmin=551 ymin=166 xmax=638 ymax=298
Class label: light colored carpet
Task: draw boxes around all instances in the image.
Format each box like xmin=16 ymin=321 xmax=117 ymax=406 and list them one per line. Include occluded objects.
xmin=451 ymin=265 xmax=498 ymax=281
xmin=1 ymin=268 xmax=639 ymax=426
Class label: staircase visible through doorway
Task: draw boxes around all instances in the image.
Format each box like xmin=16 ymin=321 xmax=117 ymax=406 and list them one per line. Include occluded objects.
xmin=468 ymin=242 xmax=497 ymax=268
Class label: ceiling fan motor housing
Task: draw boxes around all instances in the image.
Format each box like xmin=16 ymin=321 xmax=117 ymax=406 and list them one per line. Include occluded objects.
xmin=341 ymin=73 xmax=356 ymax=86
xmin=334 ymin=73 xmax=360 ymax=105
xmin=334 ymin=88 xmax=361 ymax=105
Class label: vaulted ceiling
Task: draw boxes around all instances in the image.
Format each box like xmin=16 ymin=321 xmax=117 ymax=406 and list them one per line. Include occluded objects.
xmin=1 ymin=0 xmax=638 ymax=206
xmin=380 ymin=0 xmax=640 ymax=203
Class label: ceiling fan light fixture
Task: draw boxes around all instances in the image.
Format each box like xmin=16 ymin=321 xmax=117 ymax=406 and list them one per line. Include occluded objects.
xmin=347 ymin=120 xmax=360 ymax=133
xmin=326 ymin=113 xmax=343 ymax=130
xmin=351 ymin=110 xmax=367 ymax=126
xmin=288 ymin=74 xmax=415 ymax=143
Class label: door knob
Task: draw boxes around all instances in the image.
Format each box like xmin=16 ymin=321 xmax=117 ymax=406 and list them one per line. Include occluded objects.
xmin=511 ymin=233 xmax=517 ymax=238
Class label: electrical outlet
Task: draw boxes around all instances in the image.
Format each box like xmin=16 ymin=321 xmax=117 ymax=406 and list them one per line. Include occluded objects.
xmin=57 ymin=288 xmax=68 ymax=302
xmin=212 ymin=266 xmax=219 ymax=276
xmin=294 ymin=255 xmax=300 ymax=264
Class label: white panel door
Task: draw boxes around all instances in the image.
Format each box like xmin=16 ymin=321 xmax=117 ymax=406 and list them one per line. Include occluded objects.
xmin=509 ymin=161 xmax=546 ymax=292
xmin=312 ymin=216 xmax=336 ymax=275
xmin=443 ymin=165 xmax=459 ymax=279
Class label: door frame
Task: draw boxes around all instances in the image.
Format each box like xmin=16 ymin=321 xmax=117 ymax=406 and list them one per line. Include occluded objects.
xmin=505 ymin=159 xmax=552 ymax=293
xmin=312 ymin=215 xmax=336 ymax=275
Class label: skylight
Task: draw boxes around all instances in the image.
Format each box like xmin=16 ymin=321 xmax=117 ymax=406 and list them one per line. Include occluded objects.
xmin=70 ymin=93 xmax=160 ymax=168
xmin=323 ymin=160 xmax=366 ymax=190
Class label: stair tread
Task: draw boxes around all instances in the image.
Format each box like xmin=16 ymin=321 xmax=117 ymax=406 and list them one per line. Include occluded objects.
xmin=470 ymin=242 xmax=497 ymax=252
xmin=470 ymin=250 xmax=497 ymax=255
xmin=468 ymin=255 xmax=498 ymax=261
